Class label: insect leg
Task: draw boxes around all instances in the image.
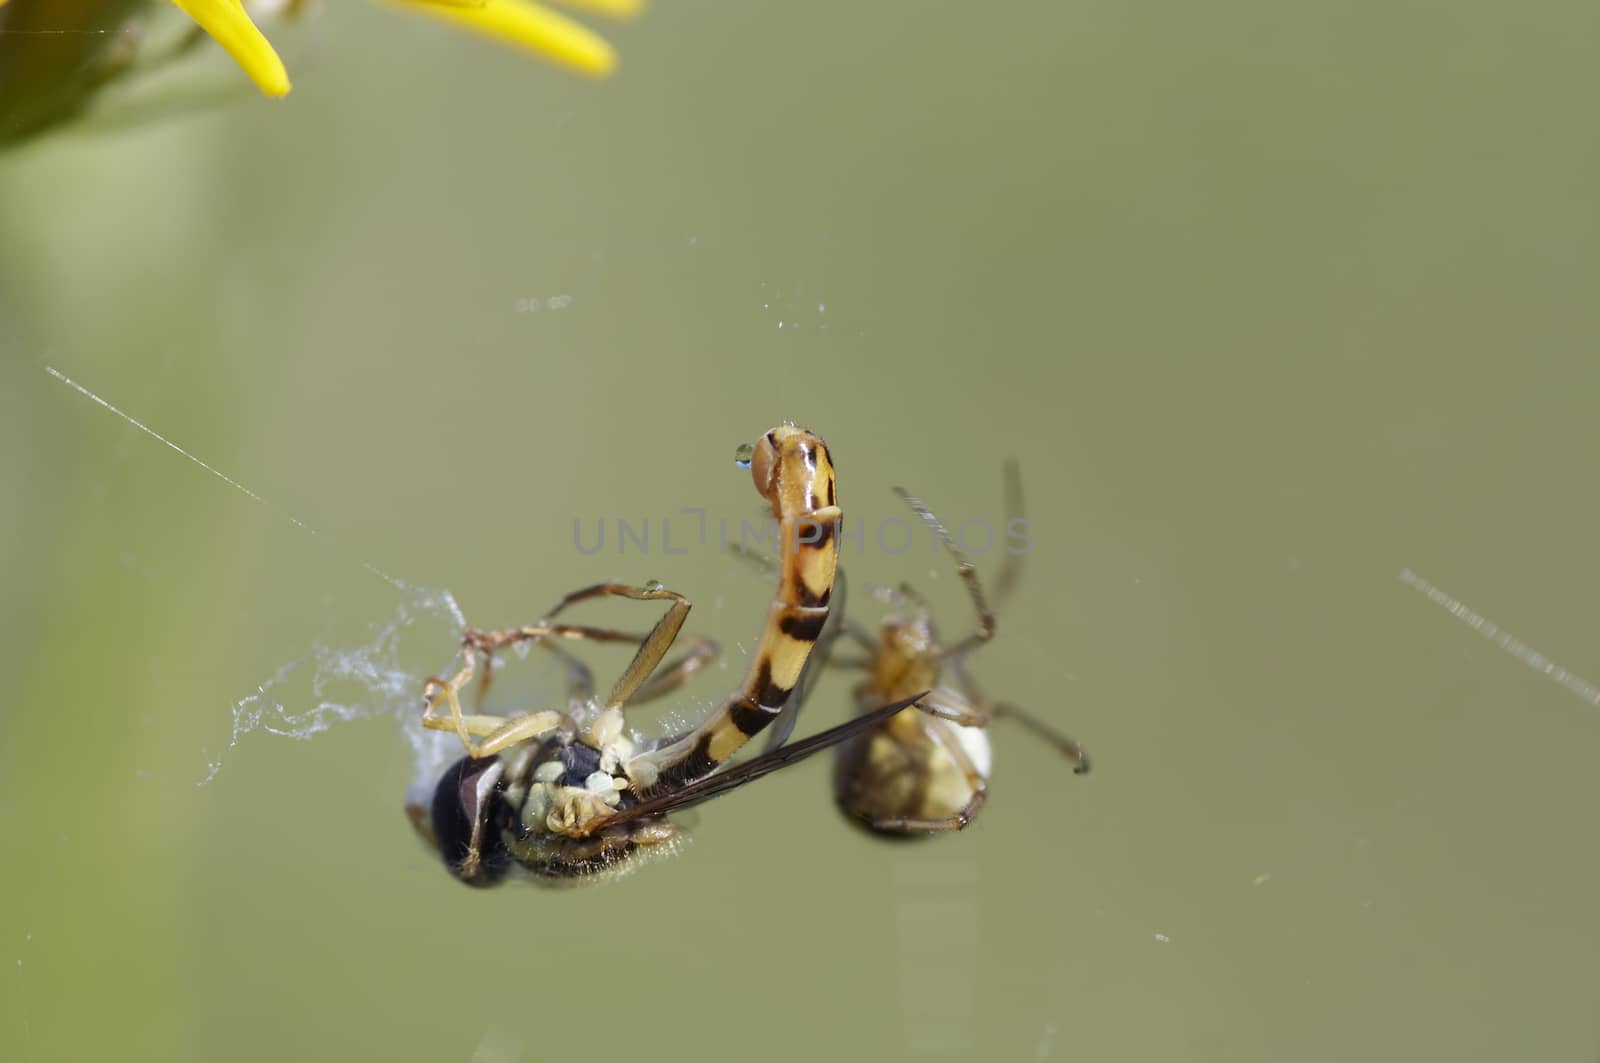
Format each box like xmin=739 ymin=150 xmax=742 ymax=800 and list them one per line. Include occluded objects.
xmin=626 ymin=634 xmax=719 ymax=705
xmin=463 ymin=581 xmax=698 ymax=714
xmin=572 ymin=582 xmax=693 ymax=711
xmin=467 ymin=626 xmax=596 ymax=711
xmin=420 ymin=664 xmax=566 ymax=759
xmin=423 ymin=620 xmax=666 ymax=756
xmin=531 ymin=580 xmax=722 ymax=707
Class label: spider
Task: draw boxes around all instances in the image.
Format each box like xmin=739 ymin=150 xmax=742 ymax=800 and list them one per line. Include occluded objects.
xmin=827 ymin=462 xmax=1090 ymax=834
xmin=404 ymin=425 xmax=930 ymax=884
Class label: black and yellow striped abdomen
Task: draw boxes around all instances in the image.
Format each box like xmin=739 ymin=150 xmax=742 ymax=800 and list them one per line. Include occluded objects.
xmin=647 ymin=425 xmax=839 ymax=789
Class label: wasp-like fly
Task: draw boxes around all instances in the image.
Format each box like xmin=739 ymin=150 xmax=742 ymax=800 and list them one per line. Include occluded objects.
xmin=406 ymin=425 xmax=930 ymax=884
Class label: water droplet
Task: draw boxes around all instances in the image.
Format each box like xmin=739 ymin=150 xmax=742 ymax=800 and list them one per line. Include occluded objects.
xmin=733 ymin=441 xmax=755 ymax=469
xmin=643 ymin=579 xmax=664 ymax=593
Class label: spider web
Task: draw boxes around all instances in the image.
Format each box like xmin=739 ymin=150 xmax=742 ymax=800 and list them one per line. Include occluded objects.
xmin=196 ymin=576 xmax=728 ymax=815
xmin=200 ymin=581 xmax=468 ymax=786
xmin=44 ymin=364 xmax=764 ymax=810
xmin=39 ymin=364 xmax=496 ymax=790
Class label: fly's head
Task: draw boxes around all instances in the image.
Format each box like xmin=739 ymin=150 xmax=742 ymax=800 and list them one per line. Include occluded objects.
xmin=409 ymin=706 xmax=679 ymax=885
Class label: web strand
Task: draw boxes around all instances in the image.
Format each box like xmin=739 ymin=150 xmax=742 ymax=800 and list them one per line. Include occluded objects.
xmin=44 ymin=364 xmax=407 ymax=589
xmin=41 ymin=364 xmax=472 ymax=785
xmin=1399 ymin=568 xmax=1600 ymax=707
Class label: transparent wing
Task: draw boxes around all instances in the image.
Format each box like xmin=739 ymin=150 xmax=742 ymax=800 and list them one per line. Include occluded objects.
xmin=598 ymin=690 xmax=928 ymax=828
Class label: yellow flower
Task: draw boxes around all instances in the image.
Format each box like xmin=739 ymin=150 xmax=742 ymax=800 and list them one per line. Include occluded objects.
xmin=170 ymin=0 xmax=646 ymax=97
xmin=171 ymin=0 xmax=293 ymax=97
xmin=387 ymin=0 xmax=643 ymax=79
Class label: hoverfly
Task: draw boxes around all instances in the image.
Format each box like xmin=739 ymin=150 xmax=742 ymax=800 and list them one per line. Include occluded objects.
xmin=405 ymin=425 xmax=930 ymax=884
xmin=828 ymin=462 xmax=1090 ymax=834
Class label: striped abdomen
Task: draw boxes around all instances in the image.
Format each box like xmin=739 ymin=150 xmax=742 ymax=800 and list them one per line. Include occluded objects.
xmin=646 ymin=425 xmax=840 ymax=789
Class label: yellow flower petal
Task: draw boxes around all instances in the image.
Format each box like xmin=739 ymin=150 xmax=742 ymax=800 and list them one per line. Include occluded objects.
xmin=550 ymin=0 xmax=645 ymax=19
xmin=406 ymin=0 xmax=642 ymax=17
xmin=171 ymin=0 xmax=292 ymax=97
xmin=390 ymin=0 xmax=618 ymax=78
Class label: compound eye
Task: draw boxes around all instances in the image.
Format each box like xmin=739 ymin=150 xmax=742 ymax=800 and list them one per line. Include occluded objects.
xmin=748 ymin=431 xmax=780 ymax=503
xmin=430 ymin=756 xmax=512 ymax=887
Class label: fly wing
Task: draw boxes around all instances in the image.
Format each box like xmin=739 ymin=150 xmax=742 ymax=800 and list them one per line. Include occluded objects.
xmin=759 ymin=682 xmax=805 ymax=754
xmin=599 ymin=690 xmax=928 ymax=828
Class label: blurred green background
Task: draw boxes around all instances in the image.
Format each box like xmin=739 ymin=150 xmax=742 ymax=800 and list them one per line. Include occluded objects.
xmin=3 ymin=1 xmax=1599 ymax=1060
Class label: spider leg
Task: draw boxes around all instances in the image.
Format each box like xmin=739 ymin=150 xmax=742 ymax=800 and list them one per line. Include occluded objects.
xmin=993 ymin=702 xmax=1091 ymax=775
xmin=909 ymin=680 xmax=990 ymax=727
xmin=991 ymin=459 xmax=1026 ymax=610
xmin=942 ymin=659 xmax=1089 ymax=774
xmin=722 ymin=541 xmax=777 ymax=571
xmin=892 ymin=485 xmax=995 ymax=660
xmin=938 ymin=651 xmax=1090 ymax=773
